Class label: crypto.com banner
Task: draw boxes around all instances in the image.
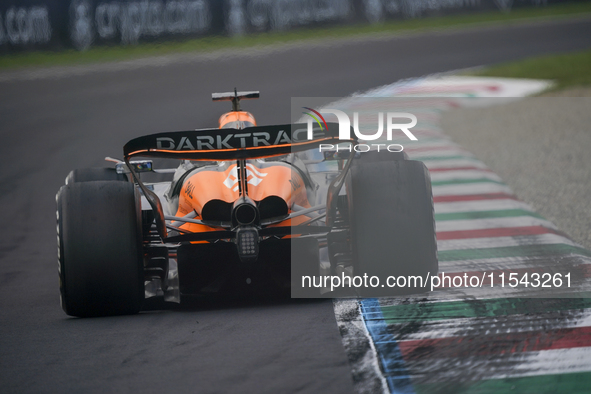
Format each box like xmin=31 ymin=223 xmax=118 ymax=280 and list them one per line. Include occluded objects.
xmin=0 ymin=0 xmax=575 ymax=52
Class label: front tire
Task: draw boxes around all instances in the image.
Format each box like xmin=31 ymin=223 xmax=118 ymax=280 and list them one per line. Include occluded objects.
xmin=57 ymin=181 xmax=143 ymax=317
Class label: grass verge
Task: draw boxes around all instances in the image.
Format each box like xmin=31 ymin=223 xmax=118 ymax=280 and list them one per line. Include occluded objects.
xmin=1 ymin=2 xmax=591 ymax=70
xmin=474 ymin=49 xmax=591 ymax=91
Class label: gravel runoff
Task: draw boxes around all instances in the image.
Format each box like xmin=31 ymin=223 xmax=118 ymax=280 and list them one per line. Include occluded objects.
xmin=441 ymin=88 xmax=591 ymax=250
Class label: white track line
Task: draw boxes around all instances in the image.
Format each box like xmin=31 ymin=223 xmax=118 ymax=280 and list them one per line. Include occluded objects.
xmin=406 ymin=347 xmax=591 ymax=384
xmin=437 ymin=233 xmax=580 ymax=251
xmin=389 ymin=310 xmax=591 ymax=340
xmin=435 ymin=199 xmax=533 ymax=213
xmin=432 ymin=183 xmax=514 ymax=197
xmin=435 ymin=217 xmax=557 ymax=232
xmin=430 ymin=170 xmax=502 ymax=183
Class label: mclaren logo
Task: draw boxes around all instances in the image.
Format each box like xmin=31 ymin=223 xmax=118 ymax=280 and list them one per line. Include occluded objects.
xmin=223 ymin=164 xmax=268 ymax=192
xmin=156 ymin=131 xmax=293 ymax=151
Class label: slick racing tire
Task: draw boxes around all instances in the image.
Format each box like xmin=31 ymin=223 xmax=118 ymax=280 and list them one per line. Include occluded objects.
xmin=57 ymin=181 xmax=143 ymax=317
xmin=65 ymin=168 xmax=127 ymax=184
xmin=357 ymin=150 xmax=408 ymax=162
xmin=347 ymin=160 xmax=437 ymax=296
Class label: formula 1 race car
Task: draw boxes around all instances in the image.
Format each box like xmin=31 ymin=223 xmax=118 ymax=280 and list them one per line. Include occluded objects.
xmin=56 ymin=90 xmax=438 ymax=317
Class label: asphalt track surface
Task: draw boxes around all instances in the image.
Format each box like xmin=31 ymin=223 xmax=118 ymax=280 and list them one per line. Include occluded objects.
xmin=1 ymin=17 xmax=591 ymax=393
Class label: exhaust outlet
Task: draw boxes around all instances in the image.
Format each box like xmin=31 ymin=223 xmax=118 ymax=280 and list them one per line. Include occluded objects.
xmin=232 ymin=196 xmax=259 ymax=227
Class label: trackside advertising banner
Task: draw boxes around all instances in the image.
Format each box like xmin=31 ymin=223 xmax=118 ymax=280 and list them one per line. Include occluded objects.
xmin=0 ymin=0 xmax=65 ymax=50
xmin=0 ymin=0 xmax=582 ymax=51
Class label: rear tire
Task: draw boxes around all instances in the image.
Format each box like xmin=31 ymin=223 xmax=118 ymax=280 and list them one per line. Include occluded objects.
xmin=358 ymin=150 xmax=408 ymax=162
xmin=66 ymin=168 xmax=127 ymax=184
xmin=347 ymin=160 xmax=437 ymax=296
xmin=57 ymin=181 xmax=143 ymax=317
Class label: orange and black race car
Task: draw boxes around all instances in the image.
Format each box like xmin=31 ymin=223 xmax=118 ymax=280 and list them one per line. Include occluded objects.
xmin=56 ymin=90 xmax=438 ymax=317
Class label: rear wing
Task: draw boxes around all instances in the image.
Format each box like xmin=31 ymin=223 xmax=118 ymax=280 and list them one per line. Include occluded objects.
xmin=123 ymin=122 xmax=356 ymax=240
xmin=123 ymin=123 xmax=355 ymax=161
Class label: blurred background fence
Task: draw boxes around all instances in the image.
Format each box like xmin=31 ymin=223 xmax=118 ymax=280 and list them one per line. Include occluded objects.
xmin=0 ymin=0 xmax=581 ymax=52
